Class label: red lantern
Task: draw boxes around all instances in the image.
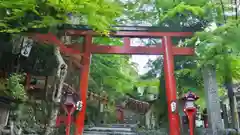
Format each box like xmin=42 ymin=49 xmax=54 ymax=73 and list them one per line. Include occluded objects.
xmin=62 ymin=91 xmax=77 ymax=135
xmin=116 ymin=106 xmax=124 ymax=122
xmin=181 ymin=91 xmax=199 ymax=135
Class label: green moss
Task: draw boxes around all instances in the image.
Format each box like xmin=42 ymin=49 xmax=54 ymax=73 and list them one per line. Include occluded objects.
xmin=6 ymin=73 xmax=27 ymax=101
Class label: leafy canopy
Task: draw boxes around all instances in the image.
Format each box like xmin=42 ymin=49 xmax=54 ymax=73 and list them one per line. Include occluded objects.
xmin=0 ymin=0 xmax=122 ymax=33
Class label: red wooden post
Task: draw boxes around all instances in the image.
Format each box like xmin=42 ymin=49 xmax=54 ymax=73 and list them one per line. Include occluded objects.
xmin=66 ymin=114 xmax=72 ymax=135
xmin=65 ymin=108 xmax=72 ymax=135
xmin=25 ymin=73 xmax=31 ymax=89
xmin=163 ymin=36 xmax=180 ymax=135
xmin=75 ymin=35 xmax=92 ymax=135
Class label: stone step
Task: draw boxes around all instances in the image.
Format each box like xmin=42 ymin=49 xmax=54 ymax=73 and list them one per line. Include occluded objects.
xmin=83 ymin=131 xmax=136 ymax=135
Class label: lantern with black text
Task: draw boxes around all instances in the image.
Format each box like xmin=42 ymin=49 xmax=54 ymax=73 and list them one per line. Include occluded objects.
xmin=182 ymin=91 xmax=199 ymax=135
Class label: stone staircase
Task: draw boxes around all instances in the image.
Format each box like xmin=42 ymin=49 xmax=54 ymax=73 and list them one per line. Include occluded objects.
xmin=83 ymin=125 xmax=168 ymax=135
xmin=84 ymin=126 xmax=136 ymax=135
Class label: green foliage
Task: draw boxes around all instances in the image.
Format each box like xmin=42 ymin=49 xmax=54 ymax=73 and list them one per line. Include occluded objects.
xmin=93 ymin=37 xmax=123 ymax=46
xmin=0 ymin=0 xmax=122 ymax=33
xmin=120 ymin=0 xmax=217 ymax=25
xmin=88 ymin=35 xmax=138 ymax=102
xmin=12 ymin=101 xmax=49 ymax=134
xmin=90 ymin=54 xmax=138 ymax=101
xmin=134 ymin=79 xmax=159 ymax=87
xmin=6 ymin=73 xmax=27 ymax=101
xmin=185 ymin=20 xmax=240 ymax=81
xmin=161 ymin=2 xmax=205 ymax=21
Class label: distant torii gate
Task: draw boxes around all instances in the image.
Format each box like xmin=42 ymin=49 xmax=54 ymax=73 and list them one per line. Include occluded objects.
xmin=33 ymin=25 xmax=193 ymax=135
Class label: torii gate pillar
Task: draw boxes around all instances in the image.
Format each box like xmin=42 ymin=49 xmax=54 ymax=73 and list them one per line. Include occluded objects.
xmin=163 ymin=36 xmax=180 ymax=135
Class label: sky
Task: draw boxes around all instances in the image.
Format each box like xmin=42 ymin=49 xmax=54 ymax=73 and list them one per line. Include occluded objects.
xmin=131 ymin=55 xmax=158 ymax=75
xmin=129 ymin=39 xmax=159 ymax=75
xmin=129 ymin=38 xmax=159 ymax=75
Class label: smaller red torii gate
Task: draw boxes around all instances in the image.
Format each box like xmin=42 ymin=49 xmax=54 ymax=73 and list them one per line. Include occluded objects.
xmin=32 ymin=25 xmax=194 ymax=135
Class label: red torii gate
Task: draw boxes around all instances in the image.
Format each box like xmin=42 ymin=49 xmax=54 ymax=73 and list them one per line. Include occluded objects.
xmin=33 ymin=25 xmax=193 ymax=135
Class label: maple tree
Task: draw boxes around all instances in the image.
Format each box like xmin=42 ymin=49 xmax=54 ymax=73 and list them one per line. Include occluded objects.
xmin=0 ymin=0 xmax=122 ymax=33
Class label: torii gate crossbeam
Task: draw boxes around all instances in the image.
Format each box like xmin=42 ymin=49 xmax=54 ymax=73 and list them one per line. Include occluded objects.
xmin=33 ymin=27 xmax=194 ymax=135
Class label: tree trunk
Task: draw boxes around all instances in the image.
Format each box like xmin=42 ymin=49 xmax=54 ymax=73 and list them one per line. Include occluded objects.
xmin=220 ymin=101 xmax=229 ymax=128
xmin=44 ymin=103 xmax=59 ymax=135
xmin=224 ymin=61 xmax=239 ymax=129
xmin=52 ymin=47 xmax=68 ymax=103
xmin=202 ymin=66 xmax=223 ymax=135
xmin=225 ymin=80 xmax=239 ymax=129
xmin=145 ymin=108 xmax=152 ymax=129
xmin=44 ymin=47 xmax=67 ymax=135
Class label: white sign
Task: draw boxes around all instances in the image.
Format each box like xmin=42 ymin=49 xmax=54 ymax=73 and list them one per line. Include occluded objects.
xmin=21 ymin=37 xmax=33 ymax=57
xmin=76 ymin=101 xmax=83 ymax=111
xmin=170 ymin=101 xmax=177 ymax=112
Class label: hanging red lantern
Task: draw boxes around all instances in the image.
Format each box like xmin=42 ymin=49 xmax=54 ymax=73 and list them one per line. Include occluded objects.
xmin=62 ymin=91 xmax=77 ymax=135
xmin=116 ymin=106 xmax=124 ymax=122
